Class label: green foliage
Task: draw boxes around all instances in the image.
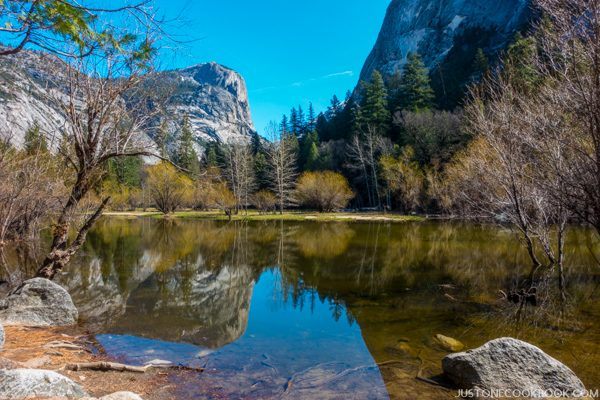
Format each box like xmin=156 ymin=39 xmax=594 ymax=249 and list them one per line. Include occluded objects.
xmin=299 ymin=130 xmax=319 ymax=170
xmin=175 ymin=116 xmax=200 ymax=176
xmin=505 ymin=33 xmax=542 ymax=93
xmin=106 ymin=156 xmax=143 ymax=188
xmin=359 ymin=70 xmax=391 ymax=133
xmin=473 ymin=48 xmax=489 ymax=76
xmin=396 ymin=53 xmax=435 ymax=112
xmin=1 ymin=1 xmax=157 ymax=63
xmin=23 ymin=123 xmax=47 ymax=155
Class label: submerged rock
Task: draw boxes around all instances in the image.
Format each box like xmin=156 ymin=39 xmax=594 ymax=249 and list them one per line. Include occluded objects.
xmin=0 ymin=278 xmax=78 ymax=326
xmin=0 ymin=368 xmax=87 ymax=398
xmin=100 ymin=392 xmax=144 ymax=400
xmin=434 ymin=334 xmax=464 ymax=352
xmin=443 ymin=338 xmax=586 ymax=395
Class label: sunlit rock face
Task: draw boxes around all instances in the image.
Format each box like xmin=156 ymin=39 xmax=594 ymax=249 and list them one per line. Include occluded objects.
xmin=147 ymin=62 xmax=256 ymax=149
xmin=360 ymin=0 xmax=532 ymax=89
xmin=0 ymin=50 xmax=255 ymax=150
xmin=0 ymin=49 xmax=67 ymax=149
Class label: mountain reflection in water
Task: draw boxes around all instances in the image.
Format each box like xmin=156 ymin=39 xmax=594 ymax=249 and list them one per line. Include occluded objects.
xmin=50 ymin=218 xmax=599 ymax=399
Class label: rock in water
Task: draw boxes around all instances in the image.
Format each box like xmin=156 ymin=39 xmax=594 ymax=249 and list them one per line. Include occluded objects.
xmin=435 ymin=334 xmax=464 ymax=352
xmin=0 ymin=369 xmax=87 ymax=398
xmin=443 ymin=338 xmax=586 ymax=394
xmin=0 ymin=278 xmax=78 ymax=326
xmin=100 ymin=392 xmax=144 ymax=400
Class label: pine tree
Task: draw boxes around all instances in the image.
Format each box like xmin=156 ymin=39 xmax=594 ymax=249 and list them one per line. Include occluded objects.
xmin=307 ymin=102 xmax=316 ymax=132
xmin=107 ymin=156 xmax=143 ymax=187
xmin=290 ymin=107 xmax=299 ymax=136
xmin=360 ymin=70 xmax=391 ymax=134
xmin=24 ymin=123 xmax=47 ymax=155
xmin=280 ymin=114 xmax=290 ymax=135
xmin=305 ymin=142 xmax=320 ymax=171
xmin=398 ymin=53 xmax=435 ymax=112
xmin=505 ymin=33 xmax=541 ymax=93
xmin=175 ymin=116 xmax=199 ymax=175
xmin=156 ymin=120 xmax=170 ymax=159
xmin=472 ymin=48 xmax=489 ymax=77
xmin=297 ymin=105 xmax=306 ymax=135
xmin=327 ymin=95 xmax=341 ymax=119
xmin=205 ymin=145 xmax=218 ymax=167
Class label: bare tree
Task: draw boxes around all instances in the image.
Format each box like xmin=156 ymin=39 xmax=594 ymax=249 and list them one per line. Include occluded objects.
xmin=36 ymin=52 xmax=163 ymax=279
xmin=266 ymin=122 xmax=298 ymax=214
xmin=532 ymin=0 xmax=600 ymax=237
xmin=0 ymin=134 xmax=65 ymax=245
xmin=346 ymin=124 xmax=389 ymax=209
xmin=223 ymin=141 xmax=255 ymax=214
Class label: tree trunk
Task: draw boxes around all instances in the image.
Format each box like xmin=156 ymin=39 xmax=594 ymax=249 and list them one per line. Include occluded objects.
xmin=37 ymin=196 xmax=109 ymax=280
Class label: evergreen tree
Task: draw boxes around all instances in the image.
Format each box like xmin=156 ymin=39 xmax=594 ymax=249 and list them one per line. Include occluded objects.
xmin=473 ymin=48 xmax=489 ymax=76
xmin=290 ymin=107 xmax=299 ymax=136
xmin=299 ymin=130 xmax=319 ymax=170
xmin=327 ymin=95 xmax=341 ymax=119
xmin=360 ymin=70 xmax=391 ymax=133
xmin=307 ymin=102 xmax=316 ymax=132
xmin=156 ymin=120 xmax=170 ymax=159
xmin=505 ymin=33 xmax=542 ymax=93
xmin=175 ymin=116 xmax=199 ymax=175
xmin=23 ymin=123 xmax=47 ymax=155
xmin=305 ymin=142 xmax=320 ymax=171
xmin=297 ymin=105 xmax=306 ymax=135
xmin=345 ymin=90 xmax=352 ymax=103
xmin=280 ymin=114 xmax=290 ymax=135
xmin=397 ymin=53 xmax=435 ymax=112
xmin=205 ymin=145 xmax=218 ymax=167
xmin=107 ymin=156 xmax=143 ymax=187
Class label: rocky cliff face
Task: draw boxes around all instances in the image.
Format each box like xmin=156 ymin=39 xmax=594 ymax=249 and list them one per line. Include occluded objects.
xmin=0 ymin=50 xmax=254 ymax=150
xmin=152 ymin=62 xmax=256 ymax=146
xmin=360 ymin=0 xmax=533 ymax=105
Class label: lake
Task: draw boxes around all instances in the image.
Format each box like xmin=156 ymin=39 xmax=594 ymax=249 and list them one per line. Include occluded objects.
xmin=35 ymin=218 xmax=600 ymax=398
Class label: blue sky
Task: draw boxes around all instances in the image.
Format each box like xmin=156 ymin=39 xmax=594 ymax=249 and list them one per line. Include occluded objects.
xmin=155 ymin=0 xmax=390 ymax=134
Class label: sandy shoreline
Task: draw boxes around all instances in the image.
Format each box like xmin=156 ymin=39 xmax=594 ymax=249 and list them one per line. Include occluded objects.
xmin=1 ymin=325 xmax=197 ymax=399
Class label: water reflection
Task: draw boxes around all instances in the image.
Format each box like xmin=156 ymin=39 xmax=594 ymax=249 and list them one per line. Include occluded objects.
xmin=48 ymin=218 xmax=600 ymax=399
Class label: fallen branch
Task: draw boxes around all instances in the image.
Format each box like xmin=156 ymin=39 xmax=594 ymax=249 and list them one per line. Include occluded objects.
xmin=64 ymin=361 xmax=205 ymax=374
xmin=65 ymin=362 xmax=148 ymax=373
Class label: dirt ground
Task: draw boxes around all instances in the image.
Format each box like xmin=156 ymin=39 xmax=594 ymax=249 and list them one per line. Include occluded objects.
xmin=1 ymin=325 xmax=201 ymax=400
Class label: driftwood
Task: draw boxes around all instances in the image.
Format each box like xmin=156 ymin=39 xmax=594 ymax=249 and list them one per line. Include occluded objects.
xmin=65 ymin=361 xmax=204 ymax=373
xmin=65 ymin=362 xmax=148 ymax=373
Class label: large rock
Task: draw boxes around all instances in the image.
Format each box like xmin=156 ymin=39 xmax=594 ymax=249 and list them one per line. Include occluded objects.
xmin=0 ymin=49 xmax=255 ymax=154
xmin=443 ymin=338 xmax=586 ymax=395
xmin=0 ymin=322 xmax=4 ymax=349
xmin=359 ymin=0 xmax=533 ymax=106
xmin=0 ymin=368 xmax=87 ymax=398
xmin=0 ymin=278 xmax=78 ymax=326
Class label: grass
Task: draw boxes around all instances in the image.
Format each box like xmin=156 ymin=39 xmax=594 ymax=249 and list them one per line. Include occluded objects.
xmin=103 ymin=209 xmax=425 ymax=223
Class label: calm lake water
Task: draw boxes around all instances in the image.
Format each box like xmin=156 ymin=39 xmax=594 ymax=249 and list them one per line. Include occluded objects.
xmin=34 ymin=218 xmax=600 ymax=398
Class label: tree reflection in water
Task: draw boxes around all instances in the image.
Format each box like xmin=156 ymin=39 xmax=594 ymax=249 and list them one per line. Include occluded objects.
xmin=4 ymin=218 xmax=598 ymax=399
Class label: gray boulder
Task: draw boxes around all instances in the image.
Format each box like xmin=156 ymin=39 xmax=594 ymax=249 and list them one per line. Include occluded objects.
xmin=443 ymin=338 xmax=586 ymax=396
xmin=0 ymin=322 xmax=4 ymax=349
xmin=0 ymin=278 xmax=78 ymax=326
xmin=0 ymin=368 xmax=87 ymax=398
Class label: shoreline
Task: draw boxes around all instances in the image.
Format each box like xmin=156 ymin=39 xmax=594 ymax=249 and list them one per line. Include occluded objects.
xmin=103 ymin=210 xmax=426 ymax=223
xmin=1 ymin=325 xmax=190 ymax=399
